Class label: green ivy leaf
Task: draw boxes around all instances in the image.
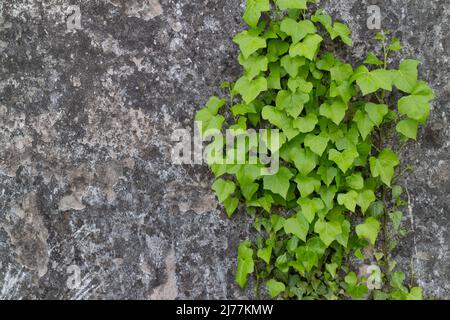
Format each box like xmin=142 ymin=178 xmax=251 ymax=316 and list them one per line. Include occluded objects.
xmin=388 ymin=38 xmax=403 ymax=51
xmin=210 ymin=163 xmax=228 ymax=178
xmin=396 ymin=119 xmax=419 ymax=140
xmin=243 ymin=0 xmax=270 ymax=28
xmin=411 ymin=81 xmax=435 ymax=101
xmin=276 ymin=0 xmax=309 ymax=10
xmin=330 ymin=63 xmax=354 ymax=82
xmin=329 ymin=146 xmax=359 ymax=173
xmin=276 ymin=89 xmax=310 ymax=118
xmin=205 ymin=96 xmax=225 ymax=114
xmin=267 ymin=40 xmax=290 ymax=62
xmin=344 ymin=272 xmax=369 ymax=299
xmin=234 ymin=76 xmax=268 ymax=104
xmin=336 ymin=219 xmax=350 ymax=247
xmin=330 ymin=81 xmax=355 ymax=103
xmin=311 ymin=12 xmax=334 ymax=34
xmin=296 ymin=248 xmax=316 ymax=272
xmin=354 ymin=248 xmax=365 ymax=260
xmin=280 ymin=18 xmax=317 ymax=44
xmin=241 ymin=182 xmax=259 ymax=201
xmin=262 ymin=105 xmax=291 ymax=130
xmin=239 ymin=54 xmax=269 ymax=80
xmin=326 ymin=263 xmax=338 ymax=278
xmin=346 ymin=172 xmax=364 ymax=190
xmin=267 ymin=62 xmax=282 ymax=89
xmin=304 ymin=132 xmax=330 ymax=156
xmin=320 ymin=100 xmax=348 ymax=125
xmin=236 ymin=241 xmax=254 ymax=288
xmin=318 ymin=185 xmax=336 ymax=210
xmin=290 ymin=147 xmax=318 ymax=176
xmin=369 ymin=148 xmax=400 ymax=187
xmin=364 ymin=52 xmax=383 ymax=66
xmin=389 ymin=211 xmax=403 ymax=231
xmin=311 ymin=13 xmax=352 ymax=45
xmin=397 ymin=82 xmax=434 ymax=124
xmin=314 ymin=219 xmax=342 ymax=247
xmin=298 ymin=198 xmax=324 ymax=223
xmin=316 ymin=52 xmax=337 ymax=71
xmin=263 ymin=167 xmax=294 ymax=199
xmin=257 ymin=245 xmax=273 ymax=264
xmin=295 ymin=174 xmax=321 ymax=198
xmin=317 ymin=166 xmax=337 ymax=187
xmin=292 ymin=113 xmax=318 ymax=133
xmin=352 ymin=66 xmax=393 ymax=95
xmin=367 ymin=200 xmax=385 ymax=218
xmin=224 ymin=197 xmax=239 ymax=217
xmin=347 ymin=284 xmax=369 ymax=300
xmin=364 ymin=103 xmax=389 ymax=127
xmin=212 ymin=179 xmax=236 ymax=203
xmin=290 ymin=34 xmax=323 ymax=60
xmin=287 ymin=77 xmax=313 ymax=93
xmin=390 ymin=271 xmax=406 ymax=290
xmin=232 ymin=164 xmax=262 ymax=185
xmin=392 ymin=185 xmax=403 ymax=199
xmin=229 ymin=116 xmax=248 ymax=133
xmin=345 ymin=272 xmax=357 ymax=285
xmin=231 ymin=103 xmax=256 ymax=116
xmin=195 ymin=97 xmax=226 ymax=137
xmin=354 ymin=110 xmax=375 ymax=140
xmin=284 ymin=213 xmax=309 ymax=242
xmin=393 ymin=59 xmax=420 ymax=93
xmin=196 ymin=115 xmax=224 ymax=138
xmin=337 ymin=190 xmax=358 ymax=212
xmin=271 ymin=214 xmax=285 ymax=232
xmin=233 ymin=31 xmax=267 ymax=59
xmin=248 ymin=194 xmax=274 ymax=213
xmin=295 ymin=237 xmax=327 ymax=272
xmin=397 ymin=94 xmax=430 ymax=124
xmin=356 ymin=217 xmax=381 ymax=245
xmin=357 ymin=190 xmax=376 ymax=214
xmin=266 ymin=279 xmax=286 ymax=298
xmin=332 ymin=22 xmax=353 ymax=46
xmin=406 ymin=287 xmax=423 ymax=300
xmin=280 ymin=55 xmax=306 ymax=77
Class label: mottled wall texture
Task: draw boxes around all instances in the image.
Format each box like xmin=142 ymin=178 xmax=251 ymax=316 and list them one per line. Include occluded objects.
xmin=0 ymin=0 xmax=448 ymax=299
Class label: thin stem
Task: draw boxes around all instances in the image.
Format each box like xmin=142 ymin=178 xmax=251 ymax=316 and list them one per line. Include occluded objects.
xmin=376 ymin=122 xmax=391 ymax=279
xmin=410 ymin=257 xmax=415 ymax=288
xmin=253 ymin=253 xmax=261 ymax=299
xmin=275 ymin=5 xmax=281 ymax=21
xmin=381 ymin=34 xmax=389 ymax=101
xmin=375 ymin=93 xmax=384 ymax=104
xmin=393 ymin=165 xmax=412 ymax=182
xmin=397 ymin=140 xmax=410 ymax=154
xmin=255 ymin=273 xmax=261 ymax=299
xmin=381 ymin=185 xmax=390 ymax=275
xmin=383 ymin=48 xmax=388 ymax=70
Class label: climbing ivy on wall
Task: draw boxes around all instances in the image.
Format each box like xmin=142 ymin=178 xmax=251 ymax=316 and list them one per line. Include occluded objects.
xmin=195 ymin=0 xmax=433 ymax=300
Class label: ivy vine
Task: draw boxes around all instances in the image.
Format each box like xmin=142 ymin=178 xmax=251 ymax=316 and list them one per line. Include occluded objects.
xmin=195 ymin=0 xmax=434 ymax=300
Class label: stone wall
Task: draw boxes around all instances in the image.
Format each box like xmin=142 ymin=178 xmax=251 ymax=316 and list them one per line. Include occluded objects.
xmin=0 ymin=0 xmax=448 ymax=299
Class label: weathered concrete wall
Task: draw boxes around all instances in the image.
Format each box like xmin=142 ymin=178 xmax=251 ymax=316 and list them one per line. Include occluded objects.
xmin=0 ymin=0 xmax=448 ymax=299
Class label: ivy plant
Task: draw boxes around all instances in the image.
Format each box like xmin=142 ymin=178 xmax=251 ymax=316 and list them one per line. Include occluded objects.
xmin=195 ymin=0 xmax=433 ymax=300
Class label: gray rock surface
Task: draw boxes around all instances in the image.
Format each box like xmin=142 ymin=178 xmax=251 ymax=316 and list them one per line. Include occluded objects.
xmin=0 ymin=0 xmax=448 ymax=299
